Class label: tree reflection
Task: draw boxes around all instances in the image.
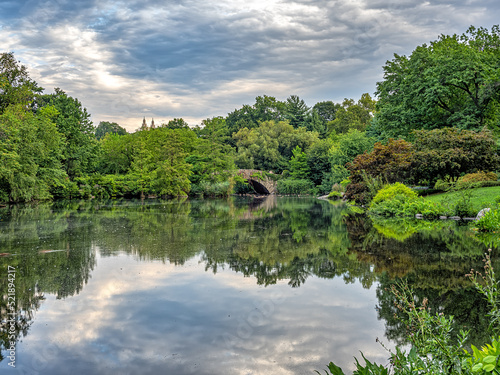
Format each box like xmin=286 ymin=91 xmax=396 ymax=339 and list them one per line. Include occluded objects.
xmin=1 ymin=197 xmax=499 ymax=362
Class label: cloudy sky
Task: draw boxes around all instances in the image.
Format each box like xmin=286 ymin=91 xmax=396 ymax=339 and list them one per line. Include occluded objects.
xmin=0 ymin=0 xmax=498 ymax=131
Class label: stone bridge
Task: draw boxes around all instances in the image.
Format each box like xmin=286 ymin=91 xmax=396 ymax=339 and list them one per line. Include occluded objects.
xmin=237 ymin=169 xmax=278 ymax=195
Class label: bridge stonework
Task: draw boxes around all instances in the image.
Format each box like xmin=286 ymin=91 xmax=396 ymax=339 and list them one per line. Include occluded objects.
xmin=237 ymin=169 xmax=277 ymax=195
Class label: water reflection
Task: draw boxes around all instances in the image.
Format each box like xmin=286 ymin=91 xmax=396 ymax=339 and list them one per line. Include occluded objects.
xmin=0 ymin=197 xmax=496 ymax=373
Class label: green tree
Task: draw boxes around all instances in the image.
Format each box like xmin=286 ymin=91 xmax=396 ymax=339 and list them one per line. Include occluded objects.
xmin=95 ymin=121 xmax=127 ymax=140
xmin=307 ymin=138 xmax=334 ymax=189
xmin=98 ymin=133 xmax=134 ymax=174
xmin=195 ymin=116 xmax=230 ymax=144
xmin=38 ymin=88 xmax=99 ymax=178
xmin=289 ymin=145 xmax=309 ymax=179
xmin=233 ymin=120 xmax=319 ymax=173
xmin=313 ymin=101 xmax=341 ymax=124
xmin=0 ymin=104 xmax=65 ymax=202
xmin=329 ymin=129 xmax=375 ymax=184
xmin=411 ymin=128 xmax=500 ymax=184
xmin=226 ymin=95 xmax=286 ymax=135
xmin=375 ymin=25 xmax=500 ymax=138
xmin=285 ymin=95 xmax=310 ymax=128
xmin=345 ymin=139 xmax=413 ymax=204
xmin=164 ymin=118 xmax=189 ymax=129
xmin=327 ymin=93 xmax=375 ymax=135
xmin=0 ymin=52 xmax=42 ymax=114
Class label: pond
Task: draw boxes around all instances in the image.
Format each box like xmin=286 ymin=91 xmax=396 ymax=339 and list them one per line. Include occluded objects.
xmin=0 ymin=196 xmax=497 ymax=374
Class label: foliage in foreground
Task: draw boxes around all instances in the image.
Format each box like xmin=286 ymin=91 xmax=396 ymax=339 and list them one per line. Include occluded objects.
xmin=474 ymin=207 xmax=500 ymax=233
xmin=368 ymin=182 xmax=447 ymax=218
xmin=316 ymin=250 xmax=500 ymax=375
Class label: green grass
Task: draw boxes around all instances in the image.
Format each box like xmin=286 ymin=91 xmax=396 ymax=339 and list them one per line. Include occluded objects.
xmin=424 ymin=185 xmax=500 ymax=215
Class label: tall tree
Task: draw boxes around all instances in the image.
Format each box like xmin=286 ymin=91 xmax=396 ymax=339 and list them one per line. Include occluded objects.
xmin=375 ymin=25 xmax=500 ymax=138
xmin=38 ymin=88 xmax=99 ymax=177
xmin=285 ymin=95 xmax=310 ymax=128
xmin=233 ymin=120 xmax=319 ymax=173
xmin=226 ymin=95 xmax=286 ymax=135
xmin=289 ymin=145 xmax=309 ymax=179
xmin=0 ymin=52 xmax=42 ymax=114
xmin=0 ymin=104 xmax=65 ymax=202
xmin=95 ymin=121 xmax=127 ymax=140
xmin=327 ymin=94 xmax=375 ymax=135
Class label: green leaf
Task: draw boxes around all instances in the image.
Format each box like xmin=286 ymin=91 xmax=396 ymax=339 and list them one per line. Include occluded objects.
xmin=483 ymin=355 xmax=496 ymax=364
xmin=483 ymin=363 xmax=495 ymax=372
xmin=472 ymin=363 xmax=483 ymax=372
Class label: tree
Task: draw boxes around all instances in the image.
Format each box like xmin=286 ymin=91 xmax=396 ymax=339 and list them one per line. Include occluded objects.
xmin=345 ymin=139 xmax=413 ymax=204
xmin=285 ymin=95 xmax=310 ymax=128
xmin=95 ymin=121 xmax=127 ymax=140
xmin=225 ymin=95 xmax=286 ymax=135
xmin=0 ymin=52 xmax=42 ymax=114
xmin=307 ymin=138 xmax=334 ymax=188
xmin=164 ymin=118 xmax=189 ymax=129
xmin=0 ymin=104 xmax=65 ymax=202
xmin=330 ymin=129 xmax=375 ymax=184
xmin=327 ymin=94 xmax=375 ymax=135
xmin=313 ymin=101 xmax=341 ymax=124
xmin=38 ymin=88 xmax=99 ymax=178
xmin=375 ymin=25 xmax=500 ymax=138
xmin=411 ymin=128 xmax=500 ymax=184
xmin=289 ymin=145 xmax=309 ymax=179
xmin=233 ymin=120 xmax=319 ymax=173
xmin=98 ymin=133 xmax=134 ymax=174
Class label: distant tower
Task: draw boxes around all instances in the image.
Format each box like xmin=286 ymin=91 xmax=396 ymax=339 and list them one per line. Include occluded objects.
xmin=150 ymin=118 xmax=155 ymax=129
xmin=141 ymin=117 xmax=148 ymax=130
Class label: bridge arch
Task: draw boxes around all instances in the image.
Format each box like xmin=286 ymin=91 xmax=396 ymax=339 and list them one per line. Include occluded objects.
xmin=237 ymin=169 xmax=277 ymax=195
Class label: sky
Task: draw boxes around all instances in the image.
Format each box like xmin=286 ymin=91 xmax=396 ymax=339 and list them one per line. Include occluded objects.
xmin=0 ymin=0 xmax=499 ymax=131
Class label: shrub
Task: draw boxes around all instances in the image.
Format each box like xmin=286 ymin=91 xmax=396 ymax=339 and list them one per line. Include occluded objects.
xmin=370 ymin=182 xmax=417 ymax=207
xmin=459 ymin=171 xmax=497 ymax=184
xmin=277 ymin=179 xmax=316 ymax=195
xmin=344 ymin=139 xmax=413 ymax=204
xmin=402 ymin=197 xmax=447 ymax=218
xmin=474 ymin=208 xmax=500 ymax=232
xmin=190 ymin=181 xmax=232 ymax=197
xmin=434 ymin=178 xmax=452 ymax=191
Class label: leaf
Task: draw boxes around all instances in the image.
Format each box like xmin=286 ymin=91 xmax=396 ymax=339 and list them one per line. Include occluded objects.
xmin=483 ymin=363 xmax=495 ymax=372
xmin=483 ymin=355 xmax=496 ymax=364
xmin=472 ymin=363 xmax=483 ymax=372
xmin=326 ymin=362 xmax=345 ymax=375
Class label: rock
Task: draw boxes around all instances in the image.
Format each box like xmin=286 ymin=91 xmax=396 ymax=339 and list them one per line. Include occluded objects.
xmin=439 ymin=216 xmax=447 ymax=220
xmin=476 ymin=208 xmax=491 ymax=220
xmin=415 ymin=214 xmax=423 ymax=219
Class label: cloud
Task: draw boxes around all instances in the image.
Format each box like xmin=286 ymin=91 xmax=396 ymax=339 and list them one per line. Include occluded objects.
xmin=12 ymin=252 xmax=389 ymax=375
xmin=0 ymin=0 xmax=499 ymax=130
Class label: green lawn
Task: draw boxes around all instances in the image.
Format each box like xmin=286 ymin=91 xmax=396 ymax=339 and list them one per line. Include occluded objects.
xmin=424 ymin=186 xmax=500 ymax=214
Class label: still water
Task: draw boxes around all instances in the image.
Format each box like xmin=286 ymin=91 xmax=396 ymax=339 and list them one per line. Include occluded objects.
xmin=0 ymin=196 xmax=495 ymax=374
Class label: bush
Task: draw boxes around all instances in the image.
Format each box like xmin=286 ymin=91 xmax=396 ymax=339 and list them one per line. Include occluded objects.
xmin=277 ymin=179 xmax=316 ymax=195
xmin=474 ymin=208 xmax=500 ymax=232
xmin=369 ymin=194 xmax=407 ymax=216
xmin=434 ymin=178 xmax=452 ymax=191
xmin=459 ymin=171 xmax=497 ymax=184
xmin=190 ymin=181 xmax=232 ymax=197
xmin=370 ymin=183 xmax=417 ymax=207
xmin=402 ymin=197 xmax=447 ymax=218
xmin=317 ymin=253 xmax=500 ymax=374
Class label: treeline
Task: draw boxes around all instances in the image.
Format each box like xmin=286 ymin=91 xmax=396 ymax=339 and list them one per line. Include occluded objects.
xmin=1 ymin=25 xmax=499 ymax=202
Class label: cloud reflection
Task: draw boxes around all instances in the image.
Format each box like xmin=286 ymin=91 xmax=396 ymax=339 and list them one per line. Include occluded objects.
xmin=9 ymin=250 xmax=389 ymax=375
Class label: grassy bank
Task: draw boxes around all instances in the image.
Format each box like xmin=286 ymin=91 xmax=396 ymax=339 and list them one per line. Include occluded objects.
xmin=423 ymin=185 xmax=500 ymax=215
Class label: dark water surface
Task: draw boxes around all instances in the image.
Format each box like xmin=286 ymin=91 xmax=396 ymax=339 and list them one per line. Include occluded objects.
xmin=0 ymin=197 xmax=496 ymax=374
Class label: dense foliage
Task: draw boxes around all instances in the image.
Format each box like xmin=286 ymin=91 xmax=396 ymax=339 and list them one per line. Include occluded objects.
xmin=1 ymin=24 xmax=499 ymax=202
xmin=375 ymin=26 xmax=500 ymax=139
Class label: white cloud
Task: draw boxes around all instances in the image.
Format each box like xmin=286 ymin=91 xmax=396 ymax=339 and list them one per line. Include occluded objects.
xmin=1 ymin=0 xmax=499 ymax=130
